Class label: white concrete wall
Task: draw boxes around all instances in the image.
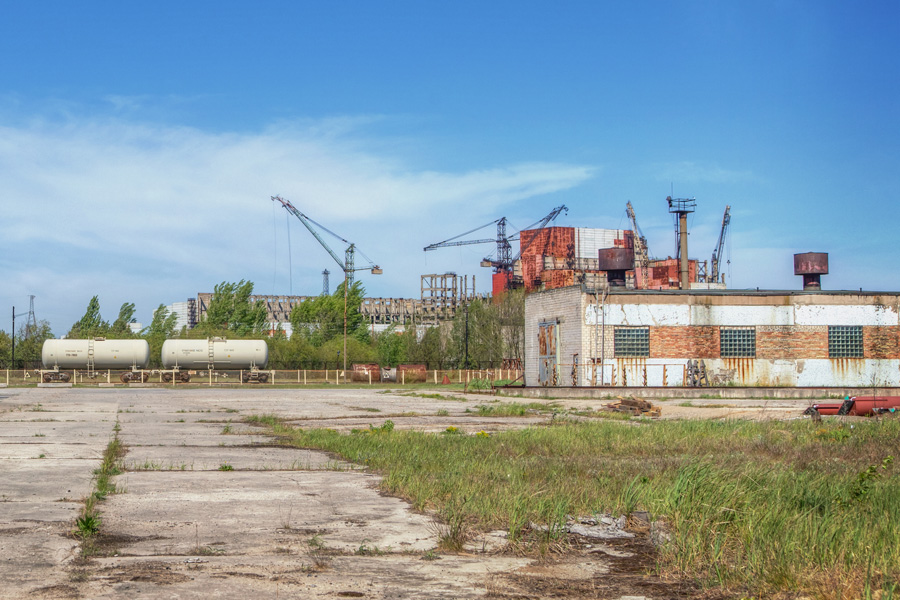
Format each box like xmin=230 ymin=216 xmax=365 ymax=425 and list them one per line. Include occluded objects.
xmin=585 ymin=303 xmax=900 ymax=327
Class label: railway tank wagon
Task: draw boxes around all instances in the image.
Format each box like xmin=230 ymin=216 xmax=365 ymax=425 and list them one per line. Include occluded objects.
xmin=41 ymin=338 xmax=151 ymax=382
xmin=160 ymin=338 xmax=269 ymax=382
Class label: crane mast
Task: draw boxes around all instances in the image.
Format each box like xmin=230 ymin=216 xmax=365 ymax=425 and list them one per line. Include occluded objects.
xmin=710 ymin=205 xmax=731 ymax=283
xmin=626 ymin=201 xmax=651 ymax=289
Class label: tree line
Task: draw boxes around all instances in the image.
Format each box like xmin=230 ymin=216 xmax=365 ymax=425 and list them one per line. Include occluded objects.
xmin=0 ymin=280 xmax=524 ymax=370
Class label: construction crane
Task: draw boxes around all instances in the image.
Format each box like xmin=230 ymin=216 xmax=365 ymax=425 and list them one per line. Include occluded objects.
xmin=272 ymin=195 xmax=382 ymax=287
xmin=424 ymin=206 xmax=568 ymax=279
xmin=710 ymin=205 xmax=731 ymax=284
xmin=625 ymin=202 xmax=651 ymax=289
xmin=272 ymin=195 xmax=382 ymax=383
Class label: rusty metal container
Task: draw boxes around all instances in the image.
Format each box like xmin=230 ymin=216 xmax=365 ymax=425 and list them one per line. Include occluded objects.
xmin=598 ymin=248 xmax=634 ymax=287
xmin=794 ymin=252 xmax=828 ymax=290
xmin=597 ymin=248 xmax=635 ymax=270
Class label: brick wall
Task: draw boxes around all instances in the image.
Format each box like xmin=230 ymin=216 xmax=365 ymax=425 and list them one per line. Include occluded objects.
xmin=864 ymin=326 xmax=900 ymax=358
xmin=650 ymin=326 xmax=719 ymax=358
xmin=757 ymin=326 xmax=828 ymax=359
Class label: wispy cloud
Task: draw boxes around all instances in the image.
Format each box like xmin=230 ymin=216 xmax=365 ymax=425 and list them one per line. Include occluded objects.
xmin=0 ymin=115 xmax=594 ymax=330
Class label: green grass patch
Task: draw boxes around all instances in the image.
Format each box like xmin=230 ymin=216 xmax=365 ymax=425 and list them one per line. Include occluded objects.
xmin=251 ymin=414 xmax=900 ymax=598
xmin=469 ymin=401 xmax=559 ymax=417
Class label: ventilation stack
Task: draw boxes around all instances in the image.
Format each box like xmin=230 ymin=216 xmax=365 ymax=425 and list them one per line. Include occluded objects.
xmin=598 ymin=248 xmax=635 ymax=287
xmin=794 ymin=252 xmax=828 ymax=290
xmin=667 ymin=196 xmax=696 ymax=290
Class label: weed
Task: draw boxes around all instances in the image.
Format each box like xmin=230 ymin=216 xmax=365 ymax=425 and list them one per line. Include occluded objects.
xmin=218 ymin=463 xmax=234 ymax=471
xmin=436 ymin=408 xmax=449 ymax=416
xmin=355 ymin=543 xmax=384 ymax=556
xmin=33 ymin=433 xmax=45 ymax=437
xmin=75 ymin=513 xmax=101 ymax=537
xmin=433 ymin=495 xmax=471 ymax=552
xmin=305 ymin=535 xmax=330 ymax=570
xmin=221 ymin=422 xmax=233 ymax=434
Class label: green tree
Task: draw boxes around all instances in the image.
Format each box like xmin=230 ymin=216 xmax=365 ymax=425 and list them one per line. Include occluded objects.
xmin=447 ymin=290 xmax=524 ymax=368
xmin=11 ymin=320 xmax=54 ymax=368
xmin=199 ymin=280 xmax=268 ymax=337
xmin=68 ymin=296 xmax=110 ymax=339
xmin=290 ymin=280 xmax=369 ymax=345
xmin=376 ymin=325 xmax=409 ymax=367
xmin=142 ymin=304 xmax=178 ymax=367
xmin=0 ymin=330 xmax=10 ymax=367
xmin=108 ymin=302 xmax=137 ymax=338
xmin=406 ymin=324 xmax=449 ymax=369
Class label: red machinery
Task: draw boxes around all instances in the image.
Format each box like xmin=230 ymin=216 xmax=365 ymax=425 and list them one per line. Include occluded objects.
xmin=805 ymin=396 xmax=900 ymax=417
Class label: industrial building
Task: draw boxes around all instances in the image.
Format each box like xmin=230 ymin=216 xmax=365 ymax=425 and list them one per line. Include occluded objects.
xmin=181 ymin=273 xmax=484 ymax=336
xmin=524 ymin=253 xmax=900 ymax=388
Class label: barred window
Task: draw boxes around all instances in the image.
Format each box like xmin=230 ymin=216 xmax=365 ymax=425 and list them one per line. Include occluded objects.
xmin=614 ymin=327 xmax=649 ymax=357
xmin=829 ymin=326 xmax=863 ymax=358
xmin=720 ymin=327 xmax=756 ymax=358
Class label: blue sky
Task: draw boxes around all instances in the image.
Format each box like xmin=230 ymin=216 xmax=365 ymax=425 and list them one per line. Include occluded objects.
xmin=1 ymin=1 xmax=898 ymax=334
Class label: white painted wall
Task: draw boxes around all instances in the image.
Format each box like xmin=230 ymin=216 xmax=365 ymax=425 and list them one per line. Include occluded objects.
xmin=585 ymin=303 xmax=900 ymax=327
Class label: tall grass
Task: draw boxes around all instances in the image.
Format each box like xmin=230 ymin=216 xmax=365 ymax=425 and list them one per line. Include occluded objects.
xmin=257 ymin=415 xmax=900 ymax=598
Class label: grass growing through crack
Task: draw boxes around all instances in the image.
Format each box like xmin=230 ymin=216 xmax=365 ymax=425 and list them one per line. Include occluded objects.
xmin=76 ymin=425 xmax=126 ymax=555
xmin=250 ymin=414 xmax=900 ymax=599
xmin=468 ymin=401 xmax=558 ymax=417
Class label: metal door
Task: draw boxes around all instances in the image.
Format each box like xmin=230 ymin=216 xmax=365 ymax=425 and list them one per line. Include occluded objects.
xmin=538 ymin=321 xmax=559 ymax=386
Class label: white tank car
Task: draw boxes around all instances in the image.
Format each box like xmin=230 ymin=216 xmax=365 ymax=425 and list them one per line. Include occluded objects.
xmin=161 ymin=338 xmax=268 ymax=370
xmin=42 ymin=339 xmax=151 ymax=369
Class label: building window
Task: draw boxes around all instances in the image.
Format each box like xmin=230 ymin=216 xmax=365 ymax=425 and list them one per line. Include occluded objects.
xmin=720 ymin=327 xmax=756 ymax=358
xmin=829 ymin=325 xmax=863 ymax=358
xmin=614 ymin=327 xmax=649 ymax=357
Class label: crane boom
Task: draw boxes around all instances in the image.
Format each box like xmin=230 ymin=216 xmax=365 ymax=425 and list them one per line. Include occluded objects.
xmin=512 ymin=205 xmax=568 ymax=262
xmin=710 ymin=205 xmax=731 ymax=283
xmin=626 ymin=201 xmax=650 ymax=289
xmin=424 ymin=206 xmax=567 ymax=280
xmin=272 ymin=195 xmax=382 ymax=286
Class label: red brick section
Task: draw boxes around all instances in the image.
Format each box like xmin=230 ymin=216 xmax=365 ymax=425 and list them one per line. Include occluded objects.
xmin=757 ymin=327 xmax=828 ymax=359
xmin=631 ymin=325 xmax=900 ymax=360
xmin=864 ymin=326 xmax=900 ymax=359
xmin=650 ymin=326 xmax=719 ymax=358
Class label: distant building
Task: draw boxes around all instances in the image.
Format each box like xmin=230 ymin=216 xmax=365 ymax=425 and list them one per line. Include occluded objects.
xmin=518 ymin=226 xmax=706 ymax=292
xmin=525 ymin=285 xmax=900 ymax=388
xmin=165 ymin=301 xmax=195 ymax=331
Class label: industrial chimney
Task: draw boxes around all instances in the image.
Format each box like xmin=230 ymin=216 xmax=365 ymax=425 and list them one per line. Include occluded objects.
xmin=794 ymin=252 xmax=828 ymax=290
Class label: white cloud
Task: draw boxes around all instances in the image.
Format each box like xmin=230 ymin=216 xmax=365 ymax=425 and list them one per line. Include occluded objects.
xmin=0 ymin=116 xmax=595 ymax=330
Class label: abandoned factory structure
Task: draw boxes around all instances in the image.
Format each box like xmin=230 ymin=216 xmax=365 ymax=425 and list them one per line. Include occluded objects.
xmin=525 ymin=285 xmax=900 ymax=388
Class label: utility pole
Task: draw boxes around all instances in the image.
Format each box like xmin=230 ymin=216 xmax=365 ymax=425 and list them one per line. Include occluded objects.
xmin=464 ymin=304 xmax=469 ymax=369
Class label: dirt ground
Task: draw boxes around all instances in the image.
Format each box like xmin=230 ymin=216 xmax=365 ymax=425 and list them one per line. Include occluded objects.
xmin=0 ymin=386 xmax=817 ymax=599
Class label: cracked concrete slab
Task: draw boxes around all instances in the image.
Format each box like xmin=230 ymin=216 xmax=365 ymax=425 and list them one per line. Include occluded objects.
xmin=2 ymin=384 xmax=801 ymax=599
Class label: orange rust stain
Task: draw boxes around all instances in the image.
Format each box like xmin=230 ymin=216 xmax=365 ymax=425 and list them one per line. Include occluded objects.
xmin=723 ymin=358 xmax=753 ymax=384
